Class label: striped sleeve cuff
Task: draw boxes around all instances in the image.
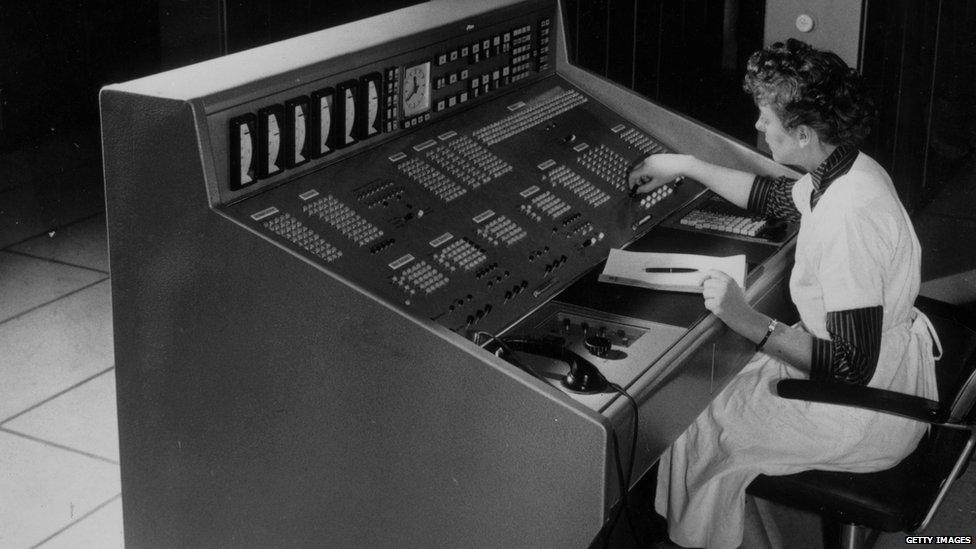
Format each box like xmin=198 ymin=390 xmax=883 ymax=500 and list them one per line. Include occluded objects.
xmin=809 ymin=306 xmax=884 ymax=385
xmin=749 ymin=175 xmax=800 ymax=221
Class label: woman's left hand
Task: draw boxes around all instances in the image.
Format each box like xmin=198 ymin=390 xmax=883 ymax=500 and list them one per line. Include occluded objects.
xmin=701 ymin=269 xmax=753 ymax=326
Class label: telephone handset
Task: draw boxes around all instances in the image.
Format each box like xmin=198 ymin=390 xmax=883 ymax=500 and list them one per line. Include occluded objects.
xmin=498 ymin=337 xmax=609 ymax=394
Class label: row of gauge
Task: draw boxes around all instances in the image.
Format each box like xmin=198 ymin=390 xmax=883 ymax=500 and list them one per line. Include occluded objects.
xmin=228 ymin=72 xmax=390 ymax=191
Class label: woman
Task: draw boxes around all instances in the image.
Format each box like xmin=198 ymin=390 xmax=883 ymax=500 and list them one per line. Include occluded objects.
xmin=628 ymin=39 xmax=939 ymax=548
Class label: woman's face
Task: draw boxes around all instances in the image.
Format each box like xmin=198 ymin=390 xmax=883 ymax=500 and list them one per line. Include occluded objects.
xmin=755 ymin=104 xmax=802 ymax=164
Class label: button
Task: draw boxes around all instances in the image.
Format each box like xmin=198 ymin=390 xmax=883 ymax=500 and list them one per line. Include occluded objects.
xmin=795 ymin=13 xmax=815 ymax=33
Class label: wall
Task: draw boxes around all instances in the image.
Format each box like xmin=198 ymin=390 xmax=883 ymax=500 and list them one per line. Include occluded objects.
xmin=763 ymin=0 xmax=863 ymax=68
xmin=0 ymin=1 xmax=161 ymax=247
xmin=562 ymin=0 xmax=766 ymax=145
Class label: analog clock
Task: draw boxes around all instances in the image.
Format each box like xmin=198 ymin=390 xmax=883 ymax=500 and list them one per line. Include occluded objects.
xmin=402 ymin=61 xmax=431 ymax=117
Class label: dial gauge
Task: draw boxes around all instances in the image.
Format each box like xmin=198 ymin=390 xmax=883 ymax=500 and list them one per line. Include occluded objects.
xmin=402 ymin=61 xmax=431 ymax=117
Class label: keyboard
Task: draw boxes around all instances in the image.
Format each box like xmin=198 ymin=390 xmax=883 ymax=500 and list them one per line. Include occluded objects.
xmin=676 ymin=196 xmax=787 ymax=242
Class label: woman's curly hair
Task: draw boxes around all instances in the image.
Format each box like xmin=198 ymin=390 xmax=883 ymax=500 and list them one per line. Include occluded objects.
xmin=743 ymin=38 xmax=877 ymax=147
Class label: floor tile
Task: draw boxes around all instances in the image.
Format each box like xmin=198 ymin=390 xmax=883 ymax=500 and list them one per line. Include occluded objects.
xmin=3 ymin=369 xmax=119 ymax=463
xmin=9 ymin=214 xmax=109 ymax=273
xmin=35 ymin=496 xmax=124 ymax=549
xmin=0 ymin=251 xmax=107 ymax=322
xmin=0 ymin=430 xmax=120 ymax=549
xmin=0 ymin=280 xmax=114 ymax=422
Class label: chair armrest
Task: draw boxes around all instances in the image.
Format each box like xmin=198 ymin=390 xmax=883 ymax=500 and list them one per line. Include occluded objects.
xmin=776 ymin=379 xmax=944 ymax=423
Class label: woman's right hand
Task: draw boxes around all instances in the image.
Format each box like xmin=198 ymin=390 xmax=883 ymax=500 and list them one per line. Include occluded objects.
xmin=627 ymin=153 xmax=690 ymax=194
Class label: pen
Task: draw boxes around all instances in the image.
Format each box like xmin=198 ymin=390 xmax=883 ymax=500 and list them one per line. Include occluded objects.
xmin=644 ymin=267 xmax=699 ymax=273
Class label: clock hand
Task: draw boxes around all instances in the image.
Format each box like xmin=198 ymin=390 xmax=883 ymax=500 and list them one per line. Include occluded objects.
xmin=407 ymin=76 xmax=419 ymax=100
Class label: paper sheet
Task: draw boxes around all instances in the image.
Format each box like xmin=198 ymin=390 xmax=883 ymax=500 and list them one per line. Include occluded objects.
xmin=598 ymin=249 xmax=747 ymax=293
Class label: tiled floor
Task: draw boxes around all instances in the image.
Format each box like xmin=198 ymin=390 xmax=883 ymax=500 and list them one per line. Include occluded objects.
xmin=0 ymin=214 xmax=122 ymax=549
xmin=1 ymin=173 xmax=974 ymax=547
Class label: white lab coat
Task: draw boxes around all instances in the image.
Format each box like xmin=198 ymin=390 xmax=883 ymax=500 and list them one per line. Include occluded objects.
xmin=655 ymin=152 xmax=940 ymax=549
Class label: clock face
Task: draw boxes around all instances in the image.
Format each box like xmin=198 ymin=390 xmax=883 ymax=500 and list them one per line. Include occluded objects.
xmin=402 ymin=61 xmax=431 ymax=117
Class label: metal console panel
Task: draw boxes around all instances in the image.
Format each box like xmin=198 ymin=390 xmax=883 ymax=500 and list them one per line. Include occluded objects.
xmin=101 ymin=0 xmax=797 ymax=546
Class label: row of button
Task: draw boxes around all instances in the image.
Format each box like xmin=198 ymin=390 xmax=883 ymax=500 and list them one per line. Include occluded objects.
xmin=577 ymin=144 xmax=630 ymax=191
xmin=263 ymin=213 xmax=343 ymax=263
xmin=530 ymin=191 xmax=571 ymax=219
xmin=356 ymin=180 xmax=405 ymax=209
xmin=435 ymin=21 xmax=537 ymax=70
xmin=392 ymin=260 xmax=450 ymax=297
xmin=397 ymin=158 xmax=467 ymax=203
xmin=303 ymin=195 xmax=384 ymax=246
xmin=679 ymin=209 xmax=768 ymax=236
xmin=617 ymin=126 xmax=668 ymax=155
xmin=476 ymin=215 xmax=527 ymax=247
xmin=473 ymin=89 xmax=587 ymax=146
xmin=433 ymin=238 xmax=488 ymax=273
xmin=544 ymin=165 xmax=611 ymax=208
xmin=425 ymin=135 xmax=512 ymax=190
xmin=637 ymin=184 xmax=675 ymax=210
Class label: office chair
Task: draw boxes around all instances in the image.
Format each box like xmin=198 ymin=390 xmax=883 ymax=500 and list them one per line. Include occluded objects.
xmin=747 ymin=295 xmax=976 ymax=549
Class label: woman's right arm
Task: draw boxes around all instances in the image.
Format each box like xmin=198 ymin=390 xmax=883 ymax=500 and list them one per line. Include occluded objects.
xmin=627 ymin=154 xmax=756 ymax=209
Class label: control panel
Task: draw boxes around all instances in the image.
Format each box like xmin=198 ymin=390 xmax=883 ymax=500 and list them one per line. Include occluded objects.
xmin=226 ymin=76 xmax=704 ymax=337
xmin=212 ymin=6 xmax=556 ymax=203
xmin=102 ymin=2 xmax=802 ymax=546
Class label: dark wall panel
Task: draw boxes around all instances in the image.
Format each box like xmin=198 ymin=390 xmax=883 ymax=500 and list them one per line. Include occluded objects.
xmin=0 ymin=1 xmax=160 ymax=146
xmin=575 ymin=0 xmax=609 ymax=76
xmin=862 ymin=0 xmax=941 ymax=211
xmin=564 ymin=0 xmax=765 ymax=145
xmin=633 ymin=0 xmax=664 ymax=100
xmin=606 ymin=0 xmax=637 ymax=87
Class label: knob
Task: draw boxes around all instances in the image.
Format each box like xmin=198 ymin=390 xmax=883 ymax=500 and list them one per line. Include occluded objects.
xmin=584 ymin=336 xmax=612 ymax=358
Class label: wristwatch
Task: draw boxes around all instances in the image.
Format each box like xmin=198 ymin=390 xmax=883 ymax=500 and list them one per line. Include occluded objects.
xmin=756 ymin=318 xmax=779 ymax=352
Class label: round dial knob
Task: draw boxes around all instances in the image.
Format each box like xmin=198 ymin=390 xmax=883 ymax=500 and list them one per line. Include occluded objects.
xmin=584 ymin=336 xmax=612 ymax=358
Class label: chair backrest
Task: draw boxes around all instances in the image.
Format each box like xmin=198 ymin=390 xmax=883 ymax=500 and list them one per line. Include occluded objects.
xmin=915 ymin=295 xmax=976 ymax=425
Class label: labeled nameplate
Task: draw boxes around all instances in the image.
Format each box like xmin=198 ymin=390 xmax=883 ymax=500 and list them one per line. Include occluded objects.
xmin=473 ymin=210 xmax=496 ymax=223
xmin=413 ymin=139 xmax=438 ymax=151
xmin=429 ymin=233 xmax=454 ymax=247
xmin=250 ymin=206 xmax=280 ymax=221
xmin=388 ymin=254 xmax=416 ymax=270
